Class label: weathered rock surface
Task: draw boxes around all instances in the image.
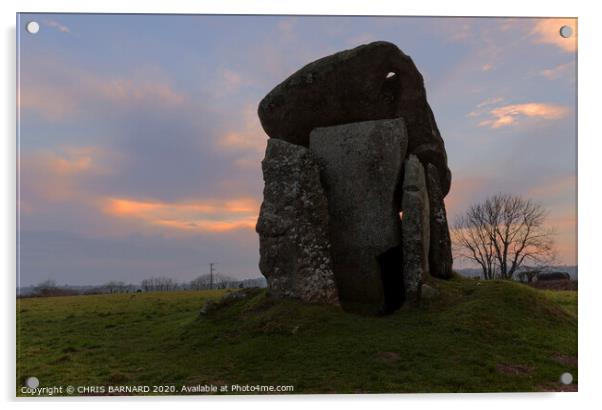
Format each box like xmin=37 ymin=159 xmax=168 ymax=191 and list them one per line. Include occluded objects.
xmin=256 ymin=139 xmax=338 ymax=304
xmin=401 ymin=155 xmax=430 ymax=305
xmin=258 ymin=41 xmax=451 ymax=196
xmin=425 ymin=163 xmax=453 ymax=279
xmin=309 ymin=118 xmax=408 ymax=314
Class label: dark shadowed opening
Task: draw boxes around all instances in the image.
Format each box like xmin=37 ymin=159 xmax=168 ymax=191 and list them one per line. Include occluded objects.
xmin=378 ymin=244 xmax=405 ymax=313
xmin=378 ymin=160 xmax=406 ymax=314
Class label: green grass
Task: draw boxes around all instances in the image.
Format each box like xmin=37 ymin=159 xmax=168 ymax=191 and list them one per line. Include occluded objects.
xmin=539 ymin=290 xmax=578 ymax=317
xmin=16 ymin=278 xmax=577 ymax=395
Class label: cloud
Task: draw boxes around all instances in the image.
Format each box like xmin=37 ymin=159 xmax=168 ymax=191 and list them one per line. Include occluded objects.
xmin=444 ymin=176 xmax=490 ymax=220
xmin=95 ymin=78 xmax=186 ymax=106
xmin=446 ymin=20 xmax=474 ymax=43
xmin=475 ymin=102 xmax=569 ymax=129
xmin=20 ymin=146 xmax=109 ymax=204
xmin=45 ymin=20 xmax=70 ymax=33
xmin=221 ymin=68 xmax=243 ymax=92
xmin=219 ymin=132 xmax=262 ymax=152
xmin=477 ymin=97 xmax=504 ymax=109
xmin=19 ymin=62 xmax=186 ymax=121
xmin=528 ymin=175 xmax=576 ymax=199
xmin=209 ymin=68 xmax=252 ymax=98
xmin=545 ymin=205 xmax=577 ymax=266
xmin=466 ymin=97 xmax=505 ymax=118
xmin=540 ymin=61 xmax=575 ymax=80
xmin=103 ymin=196 xmax=259 ymax=233
xmin=531 ymin=18 xmax=577 ymax=53
xmin=497 ymin=18 xmax=522 ymax=32
xmin=20 ymin=51 xmax=268 ymax=207
xmin=19 ymin=142 xmax=262 ymax=237
xmin=215 ymin=104 xmax=268 ymax=169
xmin=40 ymin=148 xmax=94 ymax=175
xmin=19 ymin=85 xmax=78 ymax=121
xmin=277 ymin=18 xmax=297 ymax=41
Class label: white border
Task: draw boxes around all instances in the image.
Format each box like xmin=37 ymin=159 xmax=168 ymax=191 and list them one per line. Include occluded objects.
xmin=2 ymin=1 xmax=600 ymax=409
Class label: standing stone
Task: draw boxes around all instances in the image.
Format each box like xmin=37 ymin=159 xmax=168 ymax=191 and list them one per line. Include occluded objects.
xmin=309 ymin=118 xmax=408 ymax=315
xmin=256 ymin=139 xmax=338 ymax=305
xmin=258 ymin=41 xmax=451 ymax=196
xmin=401 ymin=155 xmax=430 ymax=305
xmin=425 ymin=163 xmax=453 ymax=279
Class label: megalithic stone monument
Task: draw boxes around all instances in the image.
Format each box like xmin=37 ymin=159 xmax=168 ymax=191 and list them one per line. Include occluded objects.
xmin=255 ymin=41 xmax=454 ymax=314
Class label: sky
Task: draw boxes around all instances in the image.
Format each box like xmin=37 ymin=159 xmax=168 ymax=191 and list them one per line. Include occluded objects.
xmin=17 ymin=14 xmax=577 ymax=286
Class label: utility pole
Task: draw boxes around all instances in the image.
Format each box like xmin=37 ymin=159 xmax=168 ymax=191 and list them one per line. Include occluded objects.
xmin=209 ymin=262 xmax=216 ymax=290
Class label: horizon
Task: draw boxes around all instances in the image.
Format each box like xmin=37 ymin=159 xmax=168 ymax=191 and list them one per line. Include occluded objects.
xmin=16 ymin=264 xmax=579 ymax=289
xmin=17 ymin=14 xmax=577 ymax=287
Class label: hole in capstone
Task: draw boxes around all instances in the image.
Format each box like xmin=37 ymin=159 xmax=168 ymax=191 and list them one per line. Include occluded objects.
xmin=381 ymin=71 xmax=400 ymax=104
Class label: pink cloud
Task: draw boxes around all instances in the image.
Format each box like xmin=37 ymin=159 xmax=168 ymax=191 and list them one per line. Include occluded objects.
xmin=222 ymin=69 xmax=243 ymax=92
xmin=19 ymin=144 xmax=262 ymax=237
xmin=528 ymin=176 xmax=576 ymax=199
xmin=444 ymin=176 xmax=490 ymax=220
xmin=45 ymin=20 xmax=71 ymax=33
xmin=215 ymin=104 xmax=267 ymax=169
xmin=103 ymin=196 xmax=260 ymax=233
xmin=547 ymin=208 xmax=577 ymax=266
xmin=531 ymin=18 xmax=577 ymax=53
xmin=277 ymin=18 xmax=297 ymax=42
xmin=475 ymin=102 xmax=569 ymax=129
xmin=94 ymin=78 xmax=186 ymax=106
xmin=540 ymin=62 xmax=575 ymax=80
xmin=467 ymin=97 xmax=505 ymax=118
xmin=19 ymin=85 xmax=79 ymax=121
xmin=19 ymin=63 xmax=186 ymax=121
xmin=19 ymin=146 xmax=107 ymax=204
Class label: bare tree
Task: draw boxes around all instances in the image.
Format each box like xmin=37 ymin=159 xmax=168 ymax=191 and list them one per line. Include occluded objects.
xmin=451 ymin=194 xmax=556 ymax=280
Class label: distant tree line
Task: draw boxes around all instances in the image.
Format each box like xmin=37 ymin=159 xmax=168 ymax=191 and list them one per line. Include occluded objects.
xmin=19 ymin=275 xmax=267 ymax=298
xmin=141 ymin=277 xmax=178 ymax=292
xmin=30 ymin=280 xmax=79 ymax=297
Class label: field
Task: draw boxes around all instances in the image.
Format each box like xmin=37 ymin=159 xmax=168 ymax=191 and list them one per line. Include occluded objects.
xmin=16 ymin=277 xmax=577 ymax=395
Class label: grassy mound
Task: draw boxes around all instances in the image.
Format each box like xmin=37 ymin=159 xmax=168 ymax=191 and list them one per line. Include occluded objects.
xmin=17 ymin=277 xmax=577 ymax=395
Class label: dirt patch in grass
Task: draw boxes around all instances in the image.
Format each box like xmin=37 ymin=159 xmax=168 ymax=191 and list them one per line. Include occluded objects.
xmin=496 ymin=363 xmax=533 ymax=376
xmin=107 ymin=372 xmax=129 ymax=383
xmin=52 ymin=354 xmax=71 ymax=364
xmin=376 ymin=351 xmax=400 ymax=364
xmin=552 ymin=353 xmax=577 ymax=367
